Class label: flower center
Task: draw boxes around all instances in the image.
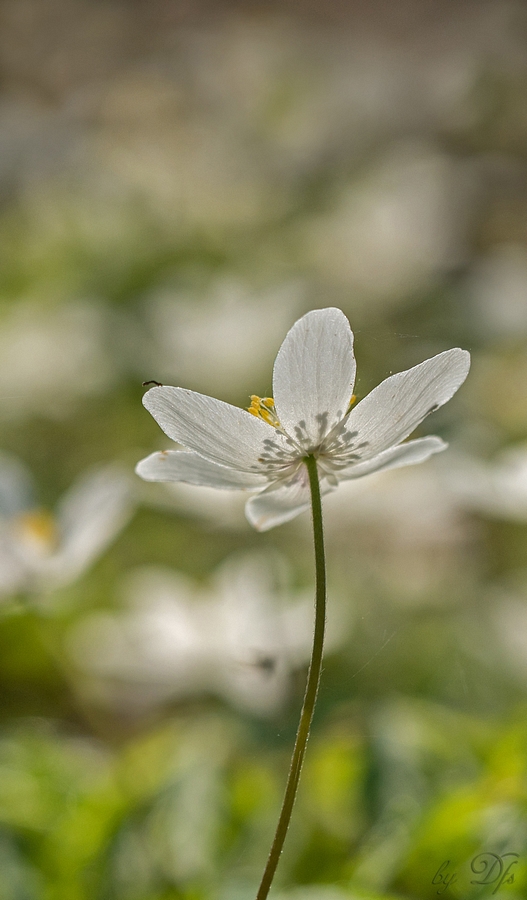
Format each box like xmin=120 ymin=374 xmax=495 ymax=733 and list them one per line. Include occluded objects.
xmin=14 ymin=510 xmax=58 ymax=556
xmin=247 ymin=395 xmax=281 ymax=428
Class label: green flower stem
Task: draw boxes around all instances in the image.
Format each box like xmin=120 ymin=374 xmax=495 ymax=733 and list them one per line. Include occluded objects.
xmin=256 ymin=454 xmax=327 ymax=900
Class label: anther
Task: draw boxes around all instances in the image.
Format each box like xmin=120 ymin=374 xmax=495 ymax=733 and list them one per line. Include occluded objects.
xmin=247 ymin=395 xmax=280 ymax=428
xmin=347 ymin=394 xmax=357 ymax=412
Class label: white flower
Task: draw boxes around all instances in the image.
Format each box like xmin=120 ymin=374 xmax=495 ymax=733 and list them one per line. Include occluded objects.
xmin=447 ymin=444 xmax=527 ymax=521
xmin=0 ymin=455 xmax=134 ymax=598
xmin=136 ymin=307 xmax=470 ymax=531
xmin=67 ymin=553 xmax=346 ymax=716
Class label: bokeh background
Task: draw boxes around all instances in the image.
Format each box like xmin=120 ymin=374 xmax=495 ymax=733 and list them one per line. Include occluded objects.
xmin=1 ymin=1 xmax=527 ymax=898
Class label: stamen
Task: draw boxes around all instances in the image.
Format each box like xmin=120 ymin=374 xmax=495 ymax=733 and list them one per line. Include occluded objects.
xmin=347 ymin=394 xmax=357 ymax=413
xmin=247 ymin=395 xmax=280 ymax=428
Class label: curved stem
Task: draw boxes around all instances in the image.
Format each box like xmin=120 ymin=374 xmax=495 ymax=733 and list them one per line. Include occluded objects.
xmin=255 ymin=454 xmax=327 ymax=900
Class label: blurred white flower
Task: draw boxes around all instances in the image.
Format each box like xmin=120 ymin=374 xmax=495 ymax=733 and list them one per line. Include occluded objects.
xmin=447 ymin=445 xmax=527 ymax=521
xmin=324 ymin=460 xmax=466 ymax=544
xmin=466 ymin=244 xmax=527 ymax=339
xmin=137 ymin=307 xmax=469 ymax=531
xmin=322 ymin=460 xmax=475 ymax=605
xmin=0 ymin=301 xmax=115 ymax=420
xmin=0 ymin=454 xmax=133 ymax=598
xmin=318 ymin=444 xmax=527 ymax=604
xmin=142 ymin=279 xmax=302 ymax=395
xmin=67 ymin=552 xmax=348 ymax=717
xmin=302 ymin=144 xmax=474 ymax=306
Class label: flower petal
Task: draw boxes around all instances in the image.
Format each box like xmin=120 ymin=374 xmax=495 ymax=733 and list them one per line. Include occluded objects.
xmin=0 ymin=452 xmax=34 ymax=518
xmin=272 ymin=308 xmax=356 ymax=450
xmin=337 ymin=436 xmax=447 ymax=480
xmin=45 ymin=466 xmax=134 ymax=589
xmin=342 ymin=348 xmax=470 ymax=460
xmin=143 ymin=386 xmax=287 ymax=471
xmin=136 ymin=451 xmax=267 ymax=490
xmin=245 ymin=475 xmax=335 ymax=532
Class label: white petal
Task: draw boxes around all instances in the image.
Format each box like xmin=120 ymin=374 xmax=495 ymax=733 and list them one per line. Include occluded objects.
xmin=245 ymin=475 xmax=335 ymax=532
xmin=0 ymin=452 xmax=34 ymax=518
xmin=45 ymin=467 xmax=134 ymax=589
xmin=337 ymin=436 xmax=447 ymax=480
xmin=343 ymin=348 xmax=470 ymax=460
xmin=143 ymin=386 xmax=286 ymax=472
xmin=272 ymin=308 xmax=356 ymax=450
xmin=136 ymin=451 xmax=267 ymax=490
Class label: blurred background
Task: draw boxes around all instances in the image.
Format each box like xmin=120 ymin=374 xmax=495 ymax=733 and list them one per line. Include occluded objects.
xmin=1 ymin=1 xmax=527 ymax=897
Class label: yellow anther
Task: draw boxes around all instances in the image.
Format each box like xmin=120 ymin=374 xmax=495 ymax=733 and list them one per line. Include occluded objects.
xmin=259 ymin=409 xmax=275 ymax=426
xmin=248 ymin=396 xmax=262 ymax=417
xmin=347 ymin=394 xmax=357 ymax=412
xmin=247 ymin=395 xmax=280 ymax=428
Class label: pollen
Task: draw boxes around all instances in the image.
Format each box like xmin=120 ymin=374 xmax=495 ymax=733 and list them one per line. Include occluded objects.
xmin=347 ymin=394 xmax=357 ymax=413
xmin=247 ymin=395 xmax=280 ymax=428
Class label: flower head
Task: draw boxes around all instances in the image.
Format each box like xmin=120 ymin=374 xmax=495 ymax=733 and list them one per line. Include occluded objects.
xmin=0 ymin=455 xmax=134 ymax=597
xmin=136 ymin=308 xmax=470 ymax=530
